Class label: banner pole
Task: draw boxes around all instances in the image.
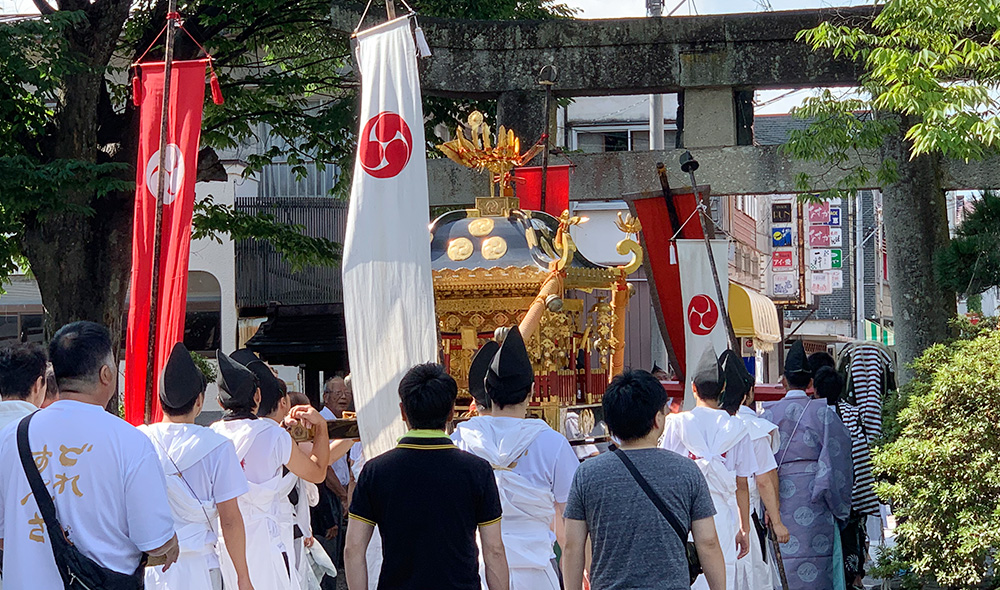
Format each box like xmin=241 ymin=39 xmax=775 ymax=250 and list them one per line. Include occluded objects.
xmin=537 ymin=65 xmax=557 ymax=212
xmin=144 ymin=1 xmax=179 ymax=423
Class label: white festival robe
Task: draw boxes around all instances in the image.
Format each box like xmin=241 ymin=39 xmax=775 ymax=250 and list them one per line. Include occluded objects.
xmin=212 ymin=419 xmax=301 ymax=590
xmin=139 ymin=423 xmax=232 ymax=590
xmin=734 ymin=406 xmax=780 ymax=590
xmin=661 ymin=406 xmax=757 ymax=590
xmin=454 ymin=416 xmax=561 ymax=590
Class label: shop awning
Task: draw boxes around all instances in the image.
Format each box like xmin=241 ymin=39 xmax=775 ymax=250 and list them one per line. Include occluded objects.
xmin=729 ymin=284 xmax=782 ymax=351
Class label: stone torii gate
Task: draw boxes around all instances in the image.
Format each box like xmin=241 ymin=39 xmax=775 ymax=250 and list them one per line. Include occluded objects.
xmin=333 ymin=5 xmax=1000 ymax=380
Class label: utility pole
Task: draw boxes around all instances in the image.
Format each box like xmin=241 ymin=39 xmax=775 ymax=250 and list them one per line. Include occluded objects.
xmin=855 ymin=190 xmax=865 ymax=340
xmin=647 ymin=0 xmax=665 ymax=151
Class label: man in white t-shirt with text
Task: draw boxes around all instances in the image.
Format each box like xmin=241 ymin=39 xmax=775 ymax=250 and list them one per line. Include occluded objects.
xmin=0 ymin=321 xmax=179 ymax=588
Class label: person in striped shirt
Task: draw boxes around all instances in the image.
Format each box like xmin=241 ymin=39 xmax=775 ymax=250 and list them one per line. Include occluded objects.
xmin=810 ymin=352 xmax=878 ymax=590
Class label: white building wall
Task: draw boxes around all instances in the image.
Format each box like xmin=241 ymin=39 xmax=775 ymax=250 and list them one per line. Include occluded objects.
xmin=186 ymin=164 xmax=251 ymax=414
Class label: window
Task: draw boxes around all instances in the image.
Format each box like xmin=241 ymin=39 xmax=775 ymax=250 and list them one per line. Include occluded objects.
xmin=628 ymin=130 xmax=675 ymax=151
xmin=576 ymin=131 xmax=629 ymax=153
xmin=122 ymin=271 xmax=223 ymax=355
xmin=184 ymin=271 xmax=222 ymax=354
xmin=0 ymin=315 xmax=44 ymax=345
xmin=0 ymin=316 xmax=18 ymax=342
xmin=20 ymin=314 xmax=43 ymax=344
xmin=572 ymin=126 xmax=677 ymax=153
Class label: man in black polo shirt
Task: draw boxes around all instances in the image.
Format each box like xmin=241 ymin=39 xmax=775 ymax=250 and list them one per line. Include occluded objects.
xmin=345 ymin=363 xmax=509 ymax=590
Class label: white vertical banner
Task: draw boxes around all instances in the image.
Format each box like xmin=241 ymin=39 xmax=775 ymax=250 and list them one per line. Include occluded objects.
xmin=677 ymin=239 xmax=730 ymax=409
xmin=343 ymin=17 xmax=438 ymax=459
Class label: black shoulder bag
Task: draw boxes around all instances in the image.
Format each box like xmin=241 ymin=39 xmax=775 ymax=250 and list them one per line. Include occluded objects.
xmin=613 ymin=449 xmax=703 ymax=586
xmin=17 ymin=413 xmax=146 ymax=590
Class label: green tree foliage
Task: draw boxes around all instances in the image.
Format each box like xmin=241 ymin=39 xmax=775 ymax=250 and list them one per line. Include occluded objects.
xmin=787 ymin=0 xmax=1000 ymax=184
xmin=935 ymin=191 xmax=1000 ymax=297
xmin=0 ymin=0 xmax=569 ymax=332
xmin=873 ymin=326 xmax=1000 ymax=589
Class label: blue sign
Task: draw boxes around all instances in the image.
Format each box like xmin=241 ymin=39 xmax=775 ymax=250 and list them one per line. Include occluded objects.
xmin=826 ymin=207 xmax=841 ymax=226
xmin=771 ymin=227 xmax=792 ymax=247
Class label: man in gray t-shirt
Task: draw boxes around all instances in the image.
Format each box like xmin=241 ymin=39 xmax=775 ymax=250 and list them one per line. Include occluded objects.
xmin=562 ymin=370 xmax=726 ymax=590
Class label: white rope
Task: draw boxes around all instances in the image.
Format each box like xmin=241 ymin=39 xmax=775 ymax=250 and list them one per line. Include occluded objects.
xmin=355 ymin=0 xmax=374 ymax=32
xmin=669 ymin=204 xmax=704 ymax=242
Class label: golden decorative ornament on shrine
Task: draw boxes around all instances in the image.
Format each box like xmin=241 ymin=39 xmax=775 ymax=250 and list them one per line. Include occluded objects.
xmin=431 ymin=115 xmax=645 ymax=433
xmin=447 ymin=237 xmax=474 ymax=261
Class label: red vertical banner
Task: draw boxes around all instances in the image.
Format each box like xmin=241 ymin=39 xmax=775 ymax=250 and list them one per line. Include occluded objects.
xmin=124 ymin=59 xmax=208 ymax=425
xmin=625 ymin=189 xmax=705 ymax=379
xmin=514 ymin=165 xmax=571 ymax=217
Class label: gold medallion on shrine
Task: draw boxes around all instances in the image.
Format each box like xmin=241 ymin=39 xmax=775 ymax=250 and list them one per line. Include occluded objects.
xmin=468 ymin=218 xmax=494 ymax=237
xmin=481 ymin=236 xmax=508 ymax=260
xmin=448 ymin=237 xmax=474 ymax=261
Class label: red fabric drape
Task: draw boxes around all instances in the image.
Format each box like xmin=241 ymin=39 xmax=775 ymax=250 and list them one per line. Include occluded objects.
xmin=514 ymin=165 xmax=571 ymax=217
xmin=628 ymin=190 xmax=705 ymax=378
xmin=124 ymin=59 xmax=208 ymax=425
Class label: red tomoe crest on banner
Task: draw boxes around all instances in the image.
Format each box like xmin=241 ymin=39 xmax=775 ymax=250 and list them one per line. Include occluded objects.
xmin=123 ymin=59 xmax=209 ymax=426
xmin=359 ymin=111 xmax=413 ymax=179
xmin=687 ymin=294 xmax=720 ymax=336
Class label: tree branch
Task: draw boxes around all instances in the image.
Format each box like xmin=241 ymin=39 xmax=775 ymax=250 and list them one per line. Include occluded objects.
xmin=31 ymin=0 xmax=55 ymax=15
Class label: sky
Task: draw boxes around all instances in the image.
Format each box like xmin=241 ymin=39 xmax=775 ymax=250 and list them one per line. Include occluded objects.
xmin=565 ymin=0 xmax=865 ymax=18
xmin=1 ymin=0 xmax=869 ymax=17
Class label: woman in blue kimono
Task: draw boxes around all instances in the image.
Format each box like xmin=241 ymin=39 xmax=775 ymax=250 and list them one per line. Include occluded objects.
xmin=761 ymin=341 xmax=853 ymax=590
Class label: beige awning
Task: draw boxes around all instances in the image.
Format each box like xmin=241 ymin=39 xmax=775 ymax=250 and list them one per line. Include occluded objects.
xmin=729 ymin=284 xmax=782 ymax=351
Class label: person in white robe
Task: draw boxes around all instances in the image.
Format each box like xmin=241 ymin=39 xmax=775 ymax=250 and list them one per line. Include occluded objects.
xmin=286 ymin=392 xmax=329 ymax=590
xmin=452 ymin=328 xmax=580 ymax=590
xmin=717 ymin=351 xmax=790 ymax=590
xmin=660 ymin=346 xmax=757 ymax=590
xmin=210 ymin=350 xmax=332 ymax=590
xmin=140 ymin=343 xmax=253 ymax=590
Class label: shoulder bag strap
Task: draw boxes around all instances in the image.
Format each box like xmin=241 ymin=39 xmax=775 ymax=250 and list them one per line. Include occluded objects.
xmin=16 ymin=413 xmax=70 ymax=549
xmin=612 ymin=448 xmax=688 ymax=542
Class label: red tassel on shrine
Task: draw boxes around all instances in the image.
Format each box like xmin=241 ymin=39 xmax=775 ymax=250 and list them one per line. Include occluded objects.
xmin=132 ymin=70 xmax=142 ymax=106
xmin=210 ymin=71 xmax=224 ymax=105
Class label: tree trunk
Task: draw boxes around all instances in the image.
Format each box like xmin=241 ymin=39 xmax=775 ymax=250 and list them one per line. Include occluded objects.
xmin=22 ymin=203 xmax=133 ymax=351
xmin=879 ymin=114 xmax=956 ymax=384
xmin=19 ymin=2 xmax=136 ymax=412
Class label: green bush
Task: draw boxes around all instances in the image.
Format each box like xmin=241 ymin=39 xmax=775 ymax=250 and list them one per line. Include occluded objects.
xmin=190 ymin=351 xmax=218 ymax=383
xmin=873 ymin=328 xmax=1000 ymax=589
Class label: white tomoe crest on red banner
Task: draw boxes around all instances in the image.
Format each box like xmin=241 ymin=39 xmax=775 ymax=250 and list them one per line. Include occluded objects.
xmin=676 ymin=239 xmax=730 ymax=409
xmin=343 ymin=17 xmax=438 ymax=459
